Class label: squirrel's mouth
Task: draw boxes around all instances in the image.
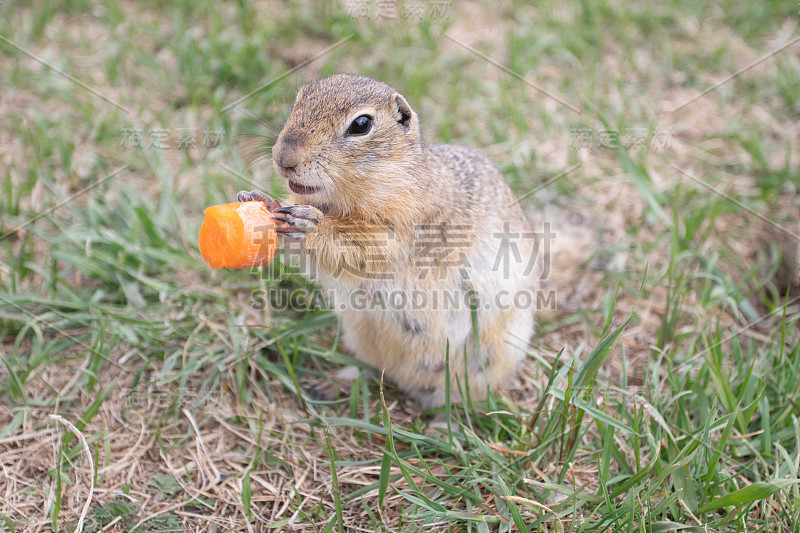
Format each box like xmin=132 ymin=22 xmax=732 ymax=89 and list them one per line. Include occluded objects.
xmin=287 ymin=180 xmax=319 ymax=195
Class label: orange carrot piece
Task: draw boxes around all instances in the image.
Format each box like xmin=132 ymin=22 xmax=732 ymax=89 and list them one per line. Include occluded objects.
xmin=198 ymin=201 xmax=277 ymax=269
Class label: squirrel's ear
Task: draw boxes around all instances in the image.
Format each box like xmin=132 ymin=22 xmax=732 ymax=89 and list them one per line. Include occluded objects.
xmin=392 ymin=94 xmax=414 ymax=130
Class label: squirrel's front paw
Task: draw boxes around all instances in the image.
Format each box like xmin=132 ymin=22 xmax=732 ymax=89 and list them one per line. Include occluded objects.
xmin=273 ymin=205 xmax=323 ymax=240
xmin=237 ymin=189 xmax=282 ymax=212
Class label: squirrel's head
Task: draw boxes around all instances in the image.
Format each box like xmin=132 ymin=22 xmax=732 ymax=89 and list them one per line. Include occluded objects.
xmin=272 ymin=73 xmax=425 ymax=219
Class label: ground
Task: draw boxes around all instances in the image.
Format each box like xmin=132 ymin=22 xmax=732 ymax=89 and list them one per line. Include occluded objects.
xmin=1 ymin=0 xmax=800 ymax=531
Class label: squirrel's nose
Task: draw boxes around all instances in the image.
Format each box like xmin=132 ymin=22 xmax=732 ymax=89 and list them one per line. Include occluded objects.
xmin=273 ymin=133 xmax=302 ymax=174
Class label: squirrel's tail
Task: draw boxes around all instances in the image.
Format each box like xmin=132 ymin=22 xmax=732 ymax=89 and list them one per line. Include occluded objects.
xmin=526 ymin=205 xmax=626 ymax=317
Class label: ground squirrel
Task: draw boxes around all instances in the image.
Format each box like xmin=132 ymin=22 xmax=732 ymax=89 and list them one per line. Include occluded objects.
xmin=239 ymin=73 xmax=541 ymax=409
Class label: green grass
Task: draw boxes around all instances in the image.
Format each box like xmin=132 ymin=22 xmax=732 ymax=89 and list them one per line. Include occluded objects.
xmin=1 ymin=0 xmax=799 ymax=530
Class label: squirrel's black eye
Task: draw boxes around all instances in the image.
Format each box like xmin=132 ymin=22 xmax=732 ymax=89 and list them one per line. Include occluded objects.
xmin=347 ymin=115 xmax=372 ymax=135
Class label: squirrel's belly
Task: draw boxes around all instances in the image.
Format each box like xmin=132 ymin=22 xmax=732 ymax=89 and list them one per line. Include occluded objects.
xmin=322 ymin=278 xmax=470 ymax=371
xmin=310 ymin=232 xmax=536 ymax=399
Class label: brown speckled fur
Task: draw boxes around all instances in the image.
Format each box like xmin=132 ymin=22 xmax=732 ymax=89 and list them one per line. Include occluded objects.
xmin=272 ymin=74 xmax=535 ymax=409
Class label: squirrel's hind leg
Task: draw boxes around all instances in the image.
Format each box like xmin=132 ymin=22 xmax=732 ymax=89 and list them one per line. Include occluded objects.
xmin=305 ymin=365 xmax=363 ymax=402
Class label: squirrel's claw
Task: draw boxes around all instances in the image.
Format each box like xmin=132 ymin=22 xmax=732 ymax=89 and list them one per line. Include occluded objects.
xmin=236 ymin=189 xmax=282 ymax=211
xmin=272 ymin=215 xmax=319 ymax=239
xmin=306 ymin=379 xmax=341 ymax=402
xmin=274 ymin=205 xmax=323 ymax=224
xmin=272 ymin=205 xmax=324 ymax=240
xmin=305 ymin=365 xmax=361 ymax=401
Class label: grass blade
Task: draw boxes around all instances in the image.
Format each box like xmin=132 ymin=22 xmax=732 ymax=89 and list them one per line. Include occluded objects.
xmin=697 ymin=480 xmax=800 ymax=513
xmin=378 ymin=451 xmax=392 ymax=508
xmin=573 ymin=315 xmax=632 ymax=390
